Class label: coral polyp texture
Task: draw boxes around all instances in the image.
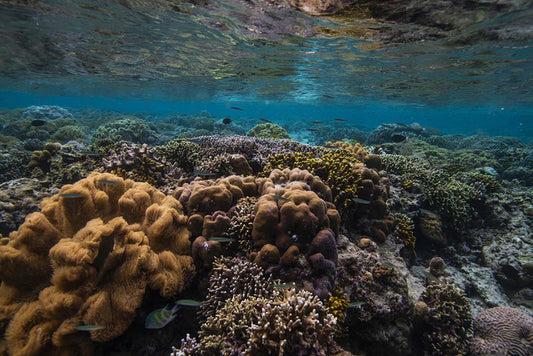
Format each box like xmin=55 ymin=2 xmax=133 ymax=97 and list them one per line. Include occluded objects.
xmin=470 ymin=306 xmax=533 ymax=356
xmin=0 ymin=172 xmax=195 ymax=355
xmin=416 ymin=281 xmax=473 ymax=356
xmin=173 ymin=168 xmax=341 ymax=296
xmin=174 ymin=257 xmax=340 ymax=356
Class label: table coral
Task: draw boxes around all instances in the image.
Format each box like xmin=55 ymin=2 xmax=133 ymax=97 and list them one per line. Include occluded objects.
xmin=469 ymin=306 xmax=533 ymax=356
xmin=0 ymin=172 xmax=195 ymax=355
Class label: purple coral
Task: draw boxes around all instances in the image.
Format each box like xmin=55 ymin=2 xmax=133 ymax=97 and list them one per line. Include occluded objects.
xmin=470 ymin=307 xmax=533 ymax=356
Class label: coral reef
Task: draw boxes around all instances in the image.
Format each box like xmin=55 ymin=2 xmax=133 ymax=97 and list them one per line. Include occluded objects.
xmin=91 ymin=117 xmax=158 ymax=147
xmin=469 ymin=306 xmax=533 ymax=356
xmin=174 ymin=257 xmax=340 ymax=355
xmin=0 ymin=172 xmax=195 ymax=355
xmin=20 ymin=106 xmax=73 ymax=121
xmin=247 ymin=123 xmax=291 ymax=139
xmin=415 ymin=281 xmax=473 ymax=356
xmin=336 ymin=235 xmax=412 ymax=355
xmin=0 ymin=178 xmax=52 ymax=236
xmin=103 ymin=142 xmax=183 ymax=187
xmin=176 ymin=135 xmax=323 ymax=173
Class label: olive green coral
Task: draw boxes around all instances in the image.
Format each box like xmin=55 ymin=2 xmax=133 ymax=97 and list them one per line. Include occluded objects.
xmin=416 ymin=281 xmax=473 ymax=356
xmin=247 ymin=123 xmax=291 ymax=140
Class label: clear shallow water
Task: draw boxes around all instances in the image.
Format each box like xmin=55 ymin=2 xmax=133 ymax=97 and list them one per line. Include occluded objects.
xmin=0 ymin=0 xmax=532 ymax=141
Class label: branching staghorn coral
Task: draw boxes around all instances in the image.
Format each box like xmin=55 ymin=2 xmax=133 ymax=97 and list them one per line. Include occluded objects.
xmin=174 ymin=258 xmax=339 ymax=356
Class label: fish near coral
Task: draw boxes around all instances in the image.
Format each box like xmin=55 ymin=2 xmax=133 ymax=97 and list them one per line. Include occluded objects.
xmin=145 ymin=304 xmax=181 ymax=329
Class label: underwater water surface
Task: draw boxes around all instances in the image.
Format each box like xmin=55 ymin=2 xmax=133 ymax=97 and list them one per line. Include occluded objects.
xmin=0 ymin=1 xmax=532 ymax=356
xmin=0 ymin=0 xmax=532 ymax=140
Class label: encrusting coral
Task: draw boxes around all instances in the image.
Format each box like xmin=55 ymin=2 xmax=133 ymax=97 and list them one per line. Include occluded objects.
xmin=469 ymin=306 xmax=533 ymax=356
xmin=0 ymin=172 xmax=195 ymax=355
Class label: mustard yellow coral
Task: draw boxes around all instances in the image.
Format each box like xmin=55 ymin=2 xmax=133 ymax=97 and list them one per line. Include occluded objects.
xmin=262 ymin=150 xmax=365 ymax=209
xmin=391 ymin=213 xmax=416 ymax=248
xmin=326 ymin=289 xmax=349 ymax=324
xmin=0 ymin=172 xmax=195 ymax=355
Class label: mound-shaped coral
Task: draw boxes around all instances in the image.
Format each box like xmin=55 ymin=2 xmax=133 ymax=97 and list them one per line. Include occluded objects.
xmin=247 ymin=123 xmax=291 ymax=140
xmin=0 ymin=172 xmax=195 ymax=355
xmin=470 ymin=306 xmax=533 ymax=356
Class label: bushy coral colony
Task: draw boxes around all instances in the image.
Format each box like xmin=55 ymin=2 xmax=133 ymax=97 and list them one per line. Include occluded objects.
xmin=0 ymin=107 xmax=532 ymax=356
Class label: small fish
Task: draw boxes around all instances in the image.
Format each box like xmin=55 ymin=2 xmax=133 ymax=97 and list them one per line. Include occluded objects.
xmin=222 ymin=118 xmax=232 ymax=124
xmin=323 ymin=145 xmax=338 ymax=149
xmin=79 ymin=151 xmax=102 ymax=156
xmin=175 ymin=299 xmax=203 ymax=307
xmin=30 ymin=119 xmax=47 ymax=126
xmin=145 ymin=304 xmax=180 ymax=329
xmin=272 ymin=194 xmax=291 ymax=202
xmin=76 ymin=325 xmax=104 ymax=332
xmin=306 ymin=128 xmax=320 ymax=132
xmin=395 ymin=122 xmax=410 ymax=128
xmin=274 ymin=283 xmax=295 ymax=289
xmin=188 ymin=139 xmax=202 ymax=144
xmin=202 ymin=241 xmax=210 ymax=252
xmin=382 ymin=262 xmax=396 ymax=269
xmin=195 ymin=171 xmax=215 ymax=176
xmin=230 ymin=106 xmax=243 ymax=111
xmin=60 ymin=193 xmax=85 ymax=199
xmin=259 ymin=118 xmax=272 ymax=123
xmin=208 ymin=237 xmax=235 ymax=243
xmin=348 ymin=301 xmax=365 ymax=308
xmin=420 ymin=208 xmax=438 ymax=217
xmin=381 ymin=123 xmax=395 ymax=128
xmin=333 ymin=118 xmax=347 ymax=122
xmin=391 ymin=133 xmax=407 ymax=143
xmin=98 ymin=179 xmax=119 ymax=185
xmin=352 ymin=198 xmax=371 ymax=204
xmin=310 ymin=121 xmax=324 ymax=125
xmin=322 ymin=94 xmax=334 ymax=99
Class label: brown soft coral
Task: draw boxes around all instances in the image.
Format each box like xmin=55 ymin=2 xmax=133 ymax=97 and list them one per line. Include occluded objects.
xmin=0 ymin=172 xmax=195 ymax=355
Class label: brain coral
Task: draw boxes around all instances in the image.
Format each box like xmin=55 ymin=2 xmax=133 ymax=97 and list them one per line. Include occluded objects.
xmin=470 ymin=307 xmax=533 ymax=356
xmin=0 ymin=172 xmax=195 ymax=355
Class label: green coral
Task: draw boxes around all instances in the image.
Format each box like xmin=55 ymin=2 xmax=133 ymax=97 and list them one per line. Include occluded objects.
xmin=247 ymin=123 xmax=291 ymax=140
xmin=262 ymin=150 xmax=363 ymax=209
xmin=465 ymin=172 xmax=501 ymax=193
xmin=156 ymin=139 xmax=202 ymax=173
xmin=50 ymin=125 xmax=87 ymax=143
xmin=391 ymin=213 xmax=416 ymax=248
xmin=382 ymin=154 xmax=483 ymax=230
xmin=91 ymin=117 xmax=155 ymax=147
xmin=417 ymin=281 xmax=473 ymax=356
